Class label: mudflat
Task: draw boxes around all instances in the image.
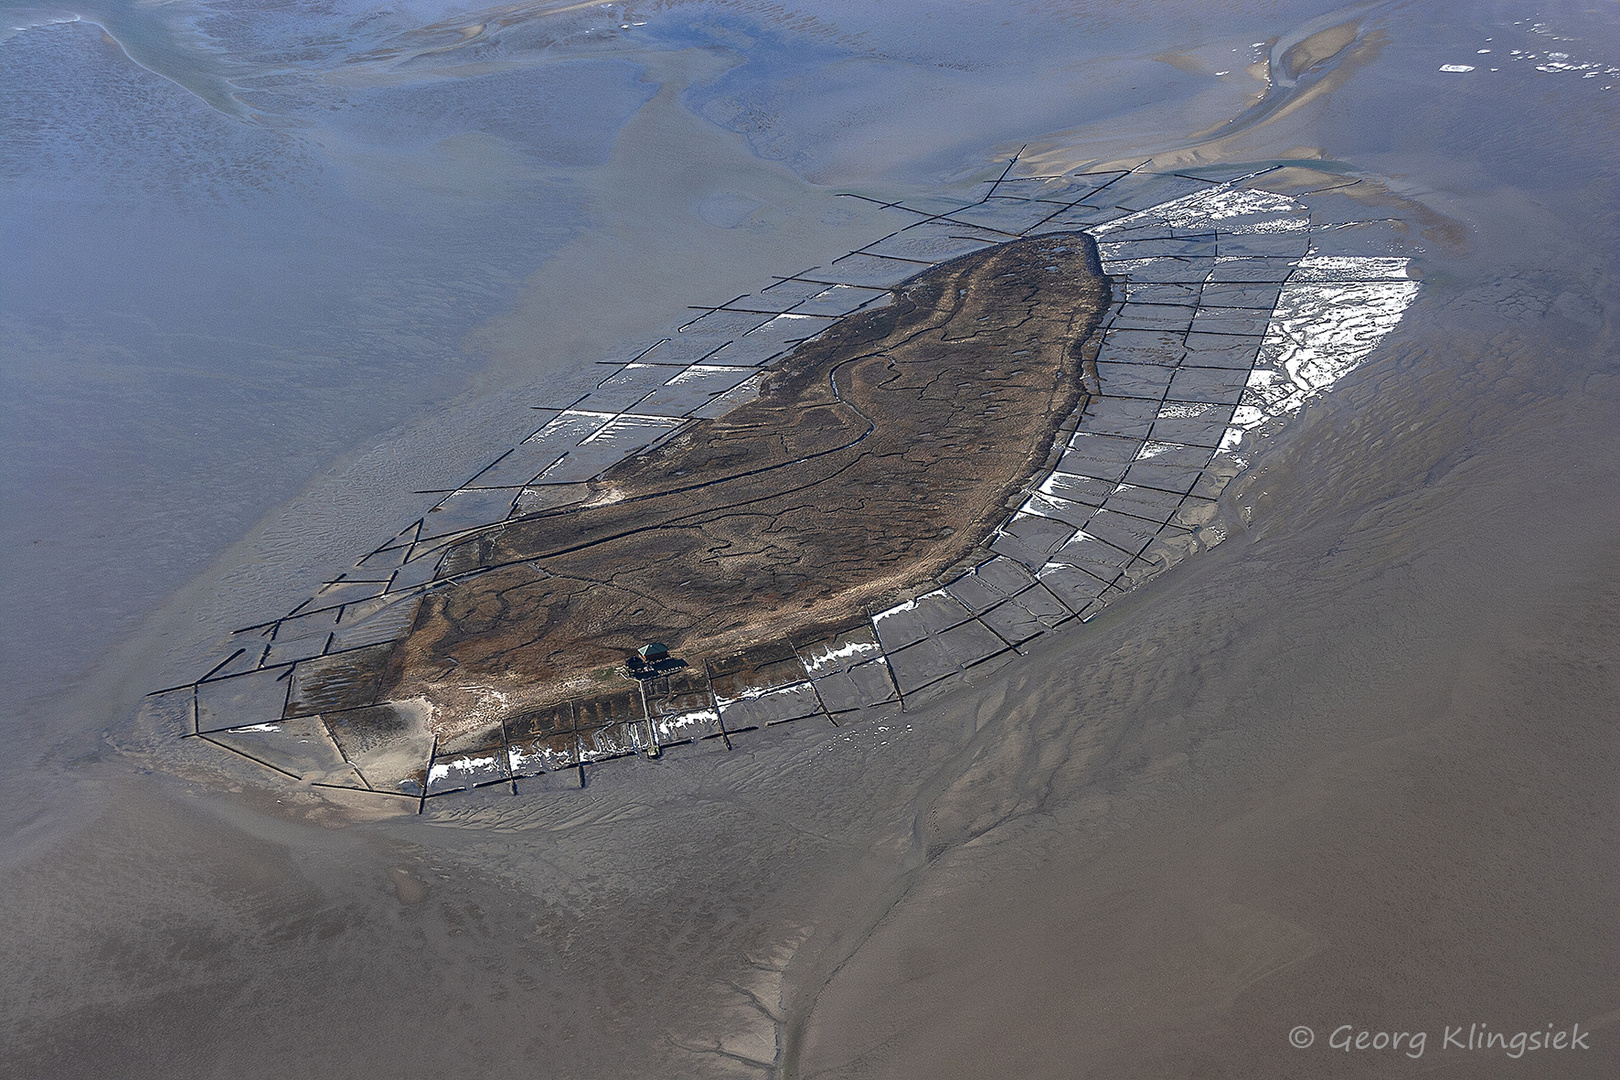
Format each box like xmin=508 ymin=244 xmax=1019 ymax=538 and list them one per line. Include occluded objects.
xmin=384 ymin=233 xmax=1109 ymax=730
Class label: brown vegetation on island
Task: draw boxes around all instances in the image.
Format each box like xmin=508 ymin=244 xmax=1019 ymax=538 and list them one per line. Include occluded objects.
xmin=385 ymin=233 xmax=1110 ymax=736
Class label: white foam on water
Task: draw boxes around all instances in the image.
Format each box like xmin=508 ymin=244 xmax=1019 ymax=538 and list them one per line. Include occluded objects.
xmin=655 ymin=709 xmax=719 ymax=739
xmin=1293 ymin=254 xmax=1414 ymax=281
xmin=579 ymin=415 xmax=684 ymax=444
xmin=1134 ymin=440 xmax=1182 ymax=461
xmin=664 ymin=364 xmax=751 ymax=385
xmin=713 ymin=681 xmax=812 ymax=707
xmin=1224 ymin=267 xmax=1420 ymax=444
xmin=871 ymin=598 xmax=919 ymax=622
xmin=801 ymin=638 xmax=882 ymax=673
xmin=526 ymin=411 xmax=614 ymax=444
xmin=1095 ymin=187 xmax=1305 ymax=235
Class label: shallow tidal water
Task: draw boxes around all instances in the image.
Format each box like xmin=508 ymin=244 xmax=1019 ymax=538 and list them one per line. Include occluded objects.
xmin=2 ymin=1 xmax=1616 ymax=1077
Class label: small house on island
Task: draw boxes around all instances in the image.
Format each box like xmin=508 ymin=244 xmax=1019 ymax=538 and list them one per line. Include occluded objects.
xmin=627 ymin=642 xmax=684 ymax=680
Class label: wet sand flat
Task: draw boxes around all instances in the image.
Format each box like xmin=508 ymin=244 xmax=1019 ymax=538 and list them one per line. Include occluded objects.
xmin=786 ymin=377 xmax=1620 ymax=1079
xmin=5 ymin=0 xmax=1619 ymax=1077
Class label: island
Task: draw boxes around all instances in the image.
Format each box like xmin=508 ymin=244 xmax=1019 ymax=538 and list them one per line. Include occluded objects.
xmin=288 ymin=232 xmax=1111 ymax=790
